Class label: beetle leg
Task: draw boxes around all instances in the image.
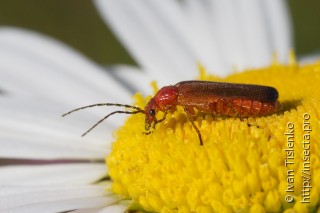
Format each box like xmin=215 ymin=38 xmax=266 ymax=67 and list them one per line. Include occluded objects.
xmin=143 ymin=131 xmax=152 ymax=135
xmin=184 ymin=107 xmax=203 ymax=146
xmin=143 ymin=109 xmax=169 ymax=135
xmin=153 ymin=109 xmax=168 ymax=129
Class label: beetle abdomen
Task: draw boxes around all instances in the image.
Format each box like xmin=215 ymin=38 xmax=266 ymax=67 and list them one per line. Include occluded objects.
xmin=206 ymin=98 xmax=281 ymax=117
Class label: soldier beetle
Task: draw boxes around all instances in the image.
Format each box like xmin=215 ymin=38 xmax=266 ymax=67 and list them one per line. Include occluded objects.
xmin=62 ymin=81 xmax=281 ymax=145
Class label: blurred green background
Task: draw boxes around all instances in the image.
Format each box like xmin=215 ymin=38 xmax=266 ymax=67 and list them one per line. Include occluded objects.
xmin=0 ymin=0 xmax=319 ymax=66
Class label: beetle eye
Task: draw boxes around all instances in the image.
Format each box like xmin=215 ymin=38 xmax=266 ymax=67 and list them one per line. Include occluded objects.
xmin=149 ymin=109 xmax=155 ymax=116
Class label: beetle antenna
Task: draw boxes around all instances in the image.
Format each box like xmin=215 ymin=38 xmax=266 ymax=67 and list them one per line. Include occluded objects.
xmin=62 ymin=103 xmax=144 ymax=117
xmin=81 ymin=110 xmax=142 ymax=137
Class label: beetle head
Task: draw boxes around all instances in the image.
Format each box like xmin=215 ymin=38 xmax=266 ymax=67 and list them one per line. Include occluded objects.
xmin=144 ymin=86 xmax=179 ymax=131
xmin=144 ymin=98 xmax=158 ymax=131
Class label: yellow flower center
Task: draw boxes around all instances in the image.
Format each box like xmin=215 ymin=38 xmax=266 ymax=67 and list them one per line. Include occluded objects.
xmin=106 ymin=58 xmax=320 ymax=213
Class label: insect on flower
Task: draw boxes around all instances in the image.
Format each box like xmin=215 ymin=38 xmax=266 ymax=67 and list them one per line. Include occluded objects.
xmin=62 ymin=81 xmax=281 ymax=145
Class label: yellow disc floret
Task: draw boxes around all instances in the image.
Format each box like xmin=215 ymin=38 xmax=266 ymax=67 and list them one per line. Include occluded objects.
xmin=107 ymin=59 xmax=320 ymax=213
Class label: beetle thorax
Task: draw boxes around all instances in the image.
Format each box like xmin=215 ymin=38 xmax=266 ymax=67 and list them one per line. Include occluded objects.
xmin=153 ymin=85 xmax=179 ymax=111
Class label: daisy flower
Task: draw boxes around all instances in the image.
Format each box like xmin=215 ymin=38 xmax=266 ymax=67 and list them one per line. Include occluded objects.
xmin=2 ymin=0 xmax=318 ymax=213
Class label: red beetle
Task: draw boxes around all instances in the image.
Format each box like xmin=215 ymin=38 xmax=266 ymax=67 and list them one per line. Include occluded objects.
xmin=63 ymin=81 xmax=281 ymax=145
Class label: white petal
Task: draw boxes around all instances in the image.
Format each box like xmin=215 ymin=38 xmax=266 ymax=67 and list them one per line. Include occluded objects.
xmin=232 ymin=0 xmax=271 ymax=69
xmin=299 ymin=52 xmax=320 ymax=65
xmin=69 ymin=204 xmax=128 ymax=213
xmin=217 ymin=0 xmax=292 ymax=70
xmin=182 ymin=0 xmax=227 ymax=74
xmin=108 ymin=65 xmax=153 ymax=95
xmin=96 ymin=204 xmax=128 ymax=213
xmin=203 ymin=0 xmax=249 ymax=73
xmin=0 ymin=27 xmax=132 ymax=104
xmin=1 ymin=197 xmax=118 ymax=213
xmin=0 ymin=97 xmax=120 ymax=160
xmin=95 ymin=0 xmax=198 ymax=85
xmin=0 ymin=135 xmax=108 ymax=160
xmin=96 ymin=0 xmax=292 ymax=77
xmin=262 ymin=0 xmax=293 ymax=63
xmin=0 ymin=185 xmax=109 ymax=196
xmin=0 ymin=96 xmax=118 ymax=140
xmin=0 ymin=163 xmax=107 ymax=186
